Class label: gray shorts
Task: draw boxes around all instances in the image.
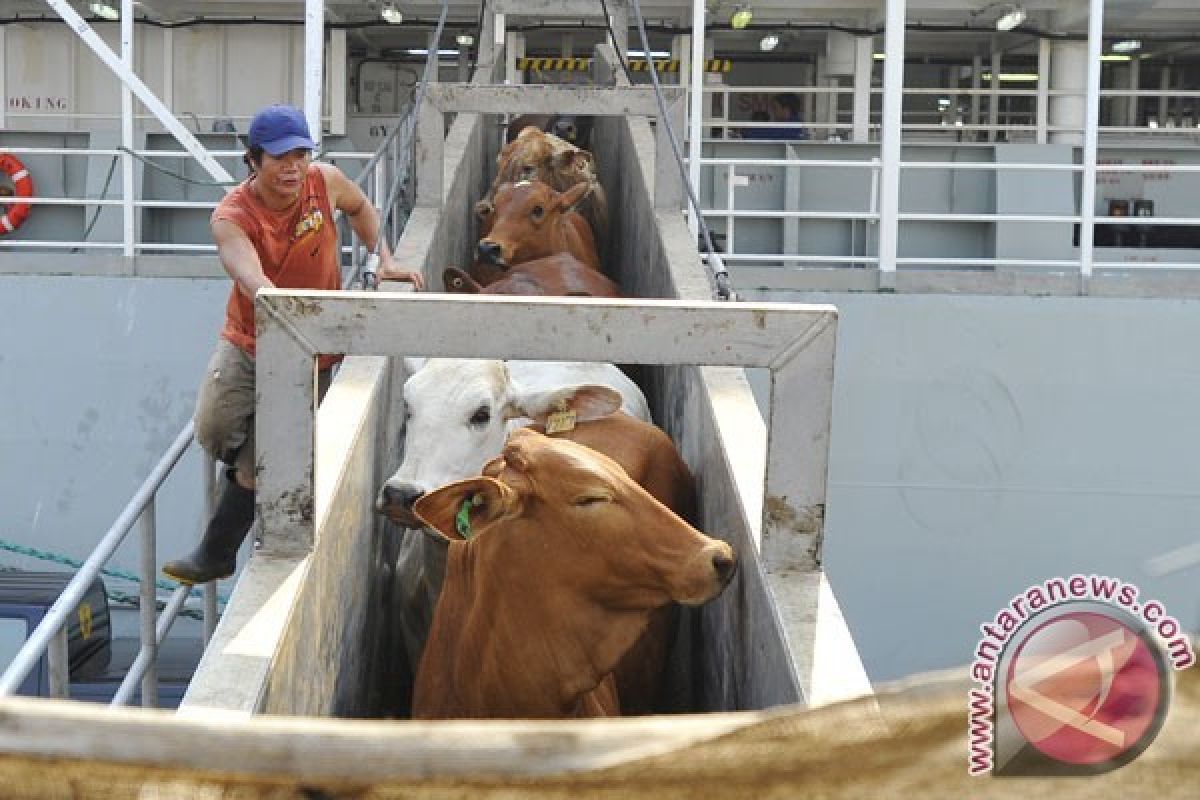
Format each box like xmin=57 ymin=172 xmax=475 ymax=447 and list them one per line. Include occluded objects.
xmin=193 ymin=339 xmax=258 ymax=482
xmin=193 ymin=338 xmax=331 ymax=483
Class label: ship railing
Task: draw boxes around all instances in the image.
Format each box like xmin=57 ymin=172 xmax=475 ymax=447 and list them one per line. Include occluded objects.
xmin=693 ymin=152 xmax=1200 ymax=287
xmin=0 ymin=424 xmax=220 ymax=707
xmin=698 ymin=85 xmax=1200 ymax=143
xmin=0 ymin=144 xmax=399 ymax=279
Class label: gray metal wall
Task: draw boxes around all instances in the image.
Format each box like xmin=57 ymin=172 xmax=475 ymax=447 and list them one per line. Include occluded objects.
xmin=746 ymin=289 xmax=1200 ymax=683
xmin=0 ymin=275 xmax=228 ymax=598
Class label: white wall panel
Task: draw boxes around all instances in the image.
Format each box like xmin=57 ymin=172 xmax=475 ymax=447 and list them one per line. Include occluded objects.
xmin=5 ymin=23 xmax=73 ymax=131
xmin=173 ymin=27 xmax=224 ymax=128
xmin=74 ymin=23 xmax=122 ymax=130
xmin=226 ymin=25 xmax=294 ymax=124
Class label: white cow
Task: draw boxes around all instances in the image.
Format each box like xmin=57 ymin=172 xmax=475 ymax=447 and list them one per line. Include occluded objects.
xmin=375 ymin=358 xmax=650 ymax=527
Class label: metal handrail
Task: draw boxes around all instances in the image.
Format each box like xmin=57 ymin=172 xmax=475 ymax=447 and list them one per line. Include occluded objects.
xmin=696 ymin=148 xmax=1200 ymax=276
xmin=0 ymin=422 xmax=209 ymax=705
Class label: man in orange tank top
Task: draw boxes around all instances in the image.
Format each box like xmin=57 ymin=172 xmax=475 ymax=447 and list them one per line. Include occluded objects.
xmin=164 ymin=104 xmax=424 ymax=585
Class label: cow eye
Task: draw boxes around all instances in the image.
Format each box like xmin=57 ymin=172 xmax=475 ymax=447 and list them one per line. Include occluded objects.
xmin=530 ymin=205 xmax=545 ymax=220
xmin=468 ymin=406 xmax=491 ymax=427
xmin=573 ymin=492 xmax=612 ymax=507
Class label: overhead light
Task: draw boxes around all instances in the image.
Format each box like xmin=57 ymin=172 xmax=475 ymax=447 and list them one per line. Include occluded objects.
xmin=405 ymin=48 xmax=460 ymax=57
xmin=89 ymin=1 xmax=119 ymax=19
xmin=1111 ymin=39 xmax=1142 ymax=53
xmin=1101 ymin=54 xmax=1132 ymax=62
xmin=980 ymin=72 xmax=1039 ymax=82
xmin=627 ymin=49 xmax=672 ymax=59
xmin=995 ymin=5 xmax=1026 ymax=31
xmin=730 ymin=6 xmax=753 ymax=30
xmin=380 ymin=3 xmax=403 ymax=24
xmin=456 ymin=33 xmax=475 ymax=47
xmin=759 ymin=33 xmax=780 ymax=52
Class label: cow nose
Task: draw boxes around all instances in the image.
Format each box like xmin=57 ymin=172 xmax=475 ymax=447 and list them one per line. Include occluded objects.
xmin=712 ymin=549 xmax=738 ymax=588
xmin=381 ymin=483 xmax=425 ymax=512
xmin=478 ymin=239 xmax=504 ymax=265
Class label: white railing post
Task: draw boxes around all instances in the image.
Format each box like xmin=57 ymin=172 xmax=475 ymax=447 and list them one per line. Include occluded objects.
xmin=687 ymin=0 xmax=705 ymax=235
xmin=878 ymin=0 xmax=907 ymax=290
xmin=1036 ymin=38 xmax=1050 ymax=145
xmin=203 ymin=455 xmax=219 ymax=644
xmin=138 ymin=502 xmax=159 ymax=708
xmin=121 ymin=0 xmax=135 ymax=259
xmin=304 ymin=0 xmax=324 ymax=153
xmin=1078 ymin=0 xmax=1105 ymax=288
xmin=47 ymin=626 xmax=69 ymax=699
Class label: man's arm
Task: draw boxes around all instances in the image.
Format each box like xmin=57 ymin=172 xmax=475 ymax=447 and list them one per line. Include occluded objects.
xmin=212 ymin=218 xmax=274 ymax=299
xmin=320 ymin=163 xmax=424 ymax=288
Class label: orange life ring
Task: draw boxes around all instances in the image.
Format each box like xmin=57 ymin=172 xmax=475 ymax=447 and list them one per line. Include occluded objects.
xmin=0 ymin=153 xmax=34 ymax=234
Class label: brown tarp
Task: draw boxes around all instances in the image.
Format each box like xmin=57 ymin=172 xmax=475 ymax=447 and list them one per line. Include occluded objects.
xmin=0 ymin=665 xmax=1195 ymax=799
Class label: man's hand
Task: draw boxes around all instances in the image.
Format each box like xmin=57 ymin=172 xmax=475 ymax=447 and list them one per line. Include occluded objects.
xmin=377 ymin=258 xmax=425 ymax=290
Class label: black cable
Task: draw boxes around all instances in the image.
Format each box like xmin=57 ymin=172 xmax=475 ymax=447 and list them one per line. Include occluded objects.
xmin=627 ymin=0 xmax=732 ymax=301
xmin=116 ymin=145 xmax=241 ymax=187
xmin=74 ymin=156 xmax=119 ymax=251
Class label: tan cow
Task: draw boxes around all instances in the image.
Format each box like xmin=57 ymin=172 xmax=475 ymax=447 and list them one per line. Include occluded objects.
xmin=411 ymin=428 xmax=736 ymax=719
xmin=443 ymin=253 xmax=622 ymax=297
xmin=477 ymin=180 xmax=601 ymax=271
xmin=478 ymin=126 xmax=609 ymax=250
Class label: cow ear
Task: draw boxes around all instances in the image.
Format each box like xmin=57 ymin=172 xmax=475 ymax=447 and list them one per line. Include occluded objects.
xmin=443 ymin=267 xmax=481 ymax=293
xmin=413 ymin=476 xmax=515 ymax=542
xmin=558 ymin=181 xmax=590 ymax=212
xmin=403 ymin=357 xmax=427 ymax=377
xmin=510 ymin=384 xmax=622 ymax=425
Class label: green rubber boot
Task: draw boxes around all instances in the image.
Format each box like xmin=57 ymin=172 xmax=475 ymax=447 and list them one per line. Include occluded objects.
xmin=163 ymin=477 xmax=255 ymax=585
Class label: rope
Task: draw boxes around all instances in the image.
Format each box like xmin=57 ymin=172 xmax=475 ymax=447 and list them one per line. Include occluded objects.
xmin=0 ymin=538 xmax=228 ymax=609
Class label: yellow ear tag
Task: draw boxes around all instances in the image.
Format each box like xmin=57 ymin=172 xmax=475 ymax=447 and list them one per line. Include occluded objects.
xmin=545 ymin=409 xmax=577 ymax=434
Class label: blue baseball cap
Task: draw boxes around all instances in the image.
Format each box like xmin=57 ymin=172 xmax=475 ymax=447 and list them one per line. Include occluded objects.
xmin=247 ymin=104 xmax=316 ymax=156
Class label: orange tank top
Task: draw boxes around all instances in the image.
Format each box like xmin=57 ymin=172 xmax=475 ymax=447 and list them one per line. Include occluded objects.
xmin=214 ymin=165 xmax=341 ymax=367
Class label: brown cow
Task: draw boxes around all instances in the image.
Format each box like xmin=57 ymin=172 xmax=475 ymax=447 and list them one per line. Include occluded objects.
xmin=477 ymin=180 xmax=601 ymax=271
xmin=505 ymin=113 xmax=594 ymax=149
xmin=411 ymin=428 xmax=735 ymax=719
xmin=478 ymin=126 xmax=609 ymax=249
xmin=443 ymin=254 xmax=622 ymax=297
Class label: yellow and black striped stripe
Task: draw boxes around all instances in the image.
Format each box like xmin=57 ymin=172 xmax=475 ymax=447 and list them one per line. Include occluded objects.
xmin=516 ymin=57 xmax=732 ymax=73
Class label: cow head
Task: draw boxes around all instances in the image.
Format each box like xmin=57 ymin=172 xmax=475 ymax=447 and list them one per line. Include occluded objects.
xmin=477 ymin=180 xmax=591 ymax=267
xmin=414 ymin=429 xmax=737 ymax=607
xmin=375 ymin=359 xmax=624 ymax=528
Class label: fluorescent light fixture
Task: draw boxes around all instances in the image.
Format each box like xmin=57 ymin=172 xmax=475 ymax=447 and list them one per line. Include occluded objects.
xmin=1101 ymin=54 xmax=1132 ymax=62
xmin=759 ymin=33 xmax=780 ymax=52
xmin=627 ymin=50 xmax=671 ymax=58
xmin=380 ymin=3 xmax=403 ymax=24
xmin=405 ymin=48 xmax=460 ymax=57
xmin=456 ymin=33 xmax=475 ymax=47
xmin=730 ymin=6 xmax=753 ymax=29
xmin=980 ymin=72 xmax=1040 ymax=82
xmin=89 ymin=1 xmax=119 ymax=20
xmin=995 ymin=6 xmax=1026 ymax=31
xmin=1111 ymin=39 xmax=1141 ymax=53
xmin=873 ymin=52 xmax=885 ymax=60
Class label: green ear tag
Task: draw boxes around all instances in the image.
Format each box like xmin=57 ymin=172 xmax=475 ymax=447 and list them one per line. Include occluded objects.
xmin=455 ymin=498 xmax=473 ymax=540
xmin=455 ymin=493 xmax=484 ymax=540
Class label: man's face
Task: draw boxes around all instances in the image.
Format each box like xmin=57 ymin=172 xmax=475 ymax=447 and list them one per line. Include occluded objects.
xmin=258 ymin=148 xmax=312 ymax=200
